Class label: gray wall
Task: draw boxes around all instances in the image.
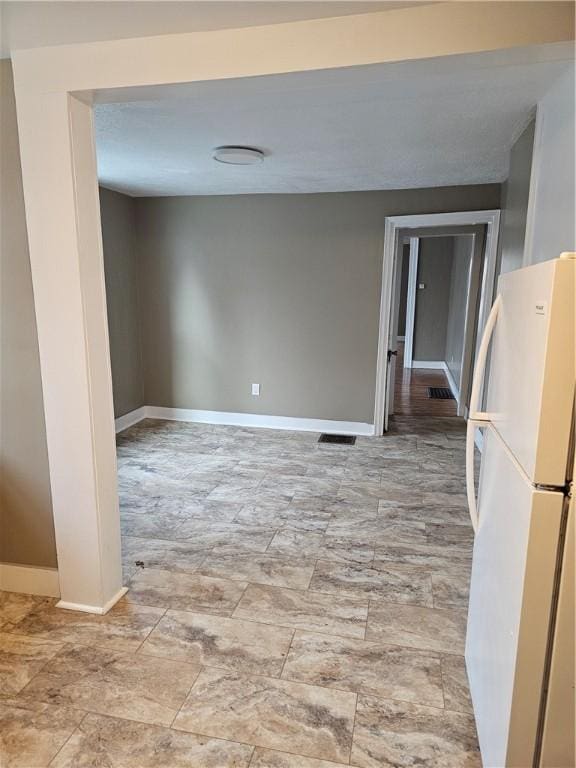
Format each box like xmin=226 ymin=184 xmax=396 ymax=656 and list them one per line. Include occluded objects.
xmin=135 ymin=187 xmax=500 ymax=424
xmin=397 ymin=244 xmax=410 ymax=337
xmin=100 ymin=188 xmax=144 ymax=418
xmin=412 ymin=237 xmax=454 ymax=362
xmin=499 ymin=120 xmax=535 ymax=274
xmin=445 ymin=235 xmax=474 ymax=391
xmin=0 ymin=60 xmax=56 ymax=568
xmin=530 ymin=68 xmax=575 ymax=263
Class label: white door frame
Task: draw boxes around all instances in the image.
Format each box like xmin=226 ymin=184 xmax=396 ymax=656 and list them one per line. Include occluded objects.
xmin=403 ymin=237 xmax=420 ymax=368
xmin=10 ymin=3 xmax=564 ymax=610
xmin=374 ymin=210 xmax=501 ymax=436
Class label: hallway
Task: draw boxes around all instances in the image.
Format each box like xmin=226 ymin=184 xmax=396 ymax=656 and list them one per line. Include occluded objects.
xmin=393 ymin=343 xmax=458 ymax=417
xmin=1 ymin=416 xmax=479 ymax=767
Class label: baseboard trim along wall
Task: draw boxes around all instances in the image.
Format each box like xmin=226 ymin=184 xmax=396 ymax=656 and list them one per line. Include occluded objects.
xmin=411 ymin=360 xmax=446 ymax=370
xmin=0 ymin=563 xmax=60 ymax=597
xmin=57 ymin=587 xmax=129 ymax=615
xmin=115 ymin=405 xmax=375 ymax=436
xmin=114 ymin=405 xmax=147 ymax=433
xmin=443 ymin=364 xmax=460 ymax=404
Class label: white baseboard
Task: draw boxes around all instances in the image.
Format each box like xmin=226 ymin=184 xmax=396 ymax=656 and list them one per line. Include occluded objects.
xmin=397 ymin=335 xmax=406 ymax=341
xmin=443 ymin=363 xmax=460 ymax=404
xmin=411 ymin=360 xmax=446 ymax=370
xmin=115 ymin=405 xmax=147 ymax=433
xmin=56 ymin=586 xmax=128 ymax=615
xmin=0 ymin=563 xmax=60 ymax=597
xmin=146 ymin=406 xmax=375 ymax=436
xmin=116 ymin=405 xmax=374 ymax=437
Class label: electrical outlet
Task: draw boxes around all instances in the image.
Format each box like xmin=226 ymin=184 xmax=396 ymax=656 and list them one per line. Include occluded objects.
xmin=251 ymin=383 xmax=260 ymax=396
xmin=418 ymin=283 xmax=426 ymax=290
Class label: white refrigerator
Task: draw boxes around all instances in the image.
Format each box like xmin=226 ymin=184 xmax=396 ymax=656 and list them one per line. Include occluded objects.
xmin=465 ymin=253 xmax=575 ymax=768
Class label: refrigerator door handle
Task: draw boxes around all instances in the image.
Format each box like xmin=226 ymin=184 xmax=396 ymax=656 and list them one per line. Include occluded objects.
xmin=466 ymin=295 xmax=502 ymax=532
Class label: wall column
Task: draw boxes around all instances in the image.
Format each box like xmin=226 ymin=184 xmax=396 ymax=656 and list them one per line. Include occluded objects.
xmin=14 ymin=86 xmax=124 ymax=612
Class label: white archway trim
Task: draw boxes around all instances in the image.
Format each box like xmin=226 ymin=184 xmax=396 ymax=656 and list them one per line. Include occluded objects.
xmin=10 ymin=2 xmax=567 ymax=611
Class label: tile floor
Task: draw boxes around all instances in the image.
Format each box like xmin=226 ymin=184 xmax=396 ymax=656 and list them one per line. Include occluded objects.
xmin=0 ymin=416 xmax=481 ymax=767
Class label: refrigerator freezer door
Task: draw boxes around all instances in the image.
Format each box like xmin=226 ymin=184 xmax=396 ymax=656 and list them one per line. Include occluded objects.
xmin=539 ymin=493 xmax=575 ymax=767
xmin=486 ymin=257 xmax=574 ymax=486
xmin=466 ymin=427 xmax=564 ymax=768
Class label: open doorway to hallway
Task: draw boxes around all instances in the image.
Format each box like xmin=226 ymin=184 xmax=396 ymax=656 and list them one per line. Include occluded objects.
xmin=386 ymin=223 xmax=489 ymax=424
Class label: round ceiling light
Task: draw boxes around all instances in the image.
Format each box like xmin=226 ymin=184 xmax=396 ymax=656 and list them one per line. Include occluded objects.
xmin=213 ymin=146 xmax=265 ymax=165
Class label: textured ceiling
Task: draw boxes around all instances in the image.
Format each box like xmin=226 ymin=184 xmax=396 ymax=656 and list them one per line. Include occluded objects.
xmin=94 ymin=54 xmax=571 ymax=196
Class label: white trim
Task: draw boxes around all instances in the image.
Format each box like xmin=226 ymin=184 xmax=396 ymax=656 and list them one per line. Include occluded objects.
xmin=375 ymin=209 xmax=501 ymax=436
xmin=0 ymin=564 xmax=60 ymax=597
xmin=56 ymin=587 xmax=128 ymax=615
xmin=404 ymin=237 xmax=419 ymax=368
xmin=397 ymin=335 xmax=406 ymax=341
xmin=411 ymin=360 xmax=446 ymax=370
xmin=444 ymin=363 xmax=460 ymax=404
xmin=143 ymin=406 xmax=374 ymax=436
xmin=375 ymin=218 xmax=397 ymax=435
xmin=115 ymin=406 xmax=147 ymax=433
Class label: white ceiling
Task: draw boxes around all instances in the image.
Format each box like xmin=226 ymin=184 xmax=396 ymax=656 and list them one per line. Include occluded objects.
xmin=0 ymin=1 xmax=417 ymax=58
xmin=94 ymin=52 xmax=572 ymax=196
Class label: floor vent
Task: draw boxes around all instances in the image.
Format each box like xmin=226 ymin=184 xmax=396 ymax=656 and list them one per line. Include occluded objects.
xmin=427 ymin=387 xmax=455 ymax=400
xmin=318 ymin=434 xmax=356 ymax=445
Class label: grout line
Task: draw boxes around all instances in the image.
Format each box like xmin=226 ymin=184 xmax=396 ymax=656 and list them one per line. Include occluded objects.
xmin=349 ymin=692 xmax=359 ymax=766
xmin=168 ymin=662 xmax=203 ymax=729
xmin=47 ymin=711 xmax=88 ymax=767
xmin=133 ymin=607 xmax=169 ymax=654
xmin=278 ymin=627 xmax=297 ymax=680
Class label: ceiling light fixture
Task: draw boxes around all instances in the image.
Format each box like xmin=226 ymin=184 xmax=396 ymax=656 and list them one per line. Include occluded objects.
xmin=213 ymin=146 xmax=265 ymax=165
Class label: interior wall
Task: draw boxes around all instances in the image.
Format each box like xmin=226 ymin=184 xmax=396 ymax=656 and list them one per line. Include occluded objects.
xmin=100 ymin=187 xmax=144 ymax=418
xmin=445 ymin=234 xmax=474 ymax=392
xmin=499 ymin=119 xmax=535 ymax=274
xmin=528 ymin=67 xmax=576 ymax=263
xmin=0 ymin=60 xmax=56 ymax=569
xmin=412 ymin=237 xmax=454 ymax=362
xmin=134 ymin=186 xmax=500 ymax=424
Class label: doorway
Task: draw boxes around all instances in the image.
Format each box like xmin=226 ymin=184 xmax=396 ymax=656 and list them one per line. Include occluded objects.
xmin=396 ymin=226 xmax=486 ymax=419
xmin=374 ymin=211 xmax=500 ymax=435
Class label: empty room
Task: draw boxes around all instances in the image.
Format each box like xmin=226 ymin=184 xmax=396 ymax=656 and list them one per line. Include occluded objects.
xmin=1 ymin=3 xmax=575 ymax=767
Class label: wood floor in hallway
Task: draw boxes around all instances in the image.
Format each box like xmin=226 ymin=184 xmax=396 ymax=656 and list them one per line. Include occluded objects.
xmin=393 ymin=342 xmax=458 ymax=417
xmin=0 ymin=415 xmax=480 ymax=767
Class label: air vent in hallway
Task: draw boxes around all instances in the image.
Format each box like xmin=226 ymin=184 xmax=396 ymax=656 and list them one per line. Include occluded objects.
xmin=318 ymin=434 xmax=356 ymax=445
xmin=428 ymin=387 xmax=455 ymax=400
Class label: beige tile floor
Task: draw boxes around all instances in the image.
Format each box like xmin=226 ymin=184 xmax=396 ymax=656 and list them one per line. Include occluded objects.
xmin=0 ymin=416 xmax=481 ymax=767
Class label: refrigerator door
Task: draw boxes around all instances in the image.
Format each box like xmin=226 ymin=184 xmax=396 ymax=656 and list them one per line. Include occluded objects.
xmin=485 ymin=256 xmax=574 ymax=486
xmin=539 ymin=492 xmax=575 ymax=768
xmin=466 ymin=426 xmax=564 ymax=768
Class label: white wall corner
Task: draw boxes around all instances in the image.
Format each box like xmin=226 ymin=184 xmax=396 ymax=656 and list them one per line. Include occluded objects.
xmin=115 ymin=405 xmax=147 ymax=433
xmin=56 ymin=586 xmax=128 ymax=615
xmin=0 ymin=563 xmax=60 ymax=597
